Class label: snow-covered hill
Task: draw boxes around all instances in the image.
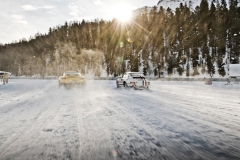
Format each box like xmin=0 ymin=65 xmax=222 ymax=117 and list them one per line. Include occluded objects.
xmin=157 ymin=0 xmax=223 ymax=11
xmin=133 ymin=0 xmax=217 ymax=16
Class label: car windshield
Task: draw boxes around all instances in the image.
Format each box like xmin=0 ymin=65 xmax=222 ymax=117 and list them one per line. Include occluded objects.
xmin=65 ymin=72 xmax=80 ymax=76
xmin=1 ymin=0 xmax=240 ymax=160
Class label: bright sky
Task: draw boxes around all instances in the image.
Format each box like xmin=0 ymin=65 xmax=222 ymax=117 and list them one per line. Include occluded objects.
xmin=0 ymin=0 xmax=158 ymax=44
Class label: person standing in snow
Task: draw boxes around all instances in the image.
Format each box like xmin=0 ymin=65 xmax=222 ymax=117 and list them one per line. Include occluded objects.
xmin=3 ymin=73 xmax=9 ymax=85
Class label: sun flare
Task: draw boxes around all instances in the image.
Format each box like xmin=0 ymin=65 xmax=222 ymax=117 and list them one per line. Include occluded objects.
xmin=107 ymin=3 xmax=134 ymax=23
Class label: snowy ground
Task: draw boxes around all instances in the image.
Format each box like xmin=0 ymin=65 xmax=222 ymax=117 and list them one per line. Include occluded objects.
xmin=0 ymin=79 xmax=240 ymax=160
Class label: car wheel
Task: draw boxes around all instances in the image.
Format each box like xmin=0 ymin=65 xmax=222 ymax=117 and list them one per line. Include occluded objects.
xmin=133 ymin=85 xmax=137 ymax=90
xmin=116 ymin=81 xmax=120 ymax=88
xmin=123 ymin=82 xmax=127 ymax=87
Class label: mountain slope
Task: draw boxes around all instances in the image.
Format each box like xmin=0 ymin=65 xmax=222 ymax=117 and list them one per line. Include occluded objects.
xmin=157 ymin=0 xmax=217 ymax=11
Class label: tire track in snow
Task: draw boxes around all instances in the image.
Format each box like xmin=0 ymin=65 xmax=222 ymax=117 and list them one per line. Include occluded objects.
xmin=0 ymin=84 xmax=80 ymax=159
xmin=120 ymin=85 xmax=240 ymax=160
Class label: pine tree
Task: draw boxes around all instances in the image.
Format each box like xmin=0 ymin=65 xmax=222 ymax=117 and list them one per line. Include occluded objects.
xmin=206 ymin=52 xmax=215 ymax=77
xmin=228 ymin=0 xmax=240 ymax=64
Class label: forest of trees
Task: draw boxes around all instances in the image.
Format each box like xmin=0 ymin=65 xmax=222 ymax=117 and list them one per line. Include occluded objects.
xmin=0 ymin=0 xmax=239 ymax=77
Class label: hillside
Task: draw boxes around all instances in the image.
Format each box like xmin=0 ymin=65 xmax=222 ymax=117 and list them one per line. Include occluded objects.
xmin=157 ymin=0 xmax=220 ymax=10
xmin=0 ymin=0 xmax=239 ymax=78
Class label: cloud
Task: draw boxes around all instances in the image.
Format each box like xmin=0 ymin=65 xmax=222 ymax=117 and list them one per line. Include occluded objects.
xmin=47 ymin=11 xmax=56 ymax=15
xmin=11 ymin=15 xmax=28 ymax=24
xmin=21 ymin=5 xmax=37 ymax=11
xmin=21 ymin=4 xmax=55 ymax=11
xmin=41 ymin=5 xmax=55 ymax=9
xmin=68 ymin=3 xmax=84 ymax=18
xmin=94 ymin=0 xmax=105 ymax=6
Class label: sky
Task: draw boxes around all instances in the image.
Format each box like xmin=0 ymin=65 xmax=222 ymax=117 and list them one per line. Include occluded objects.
xmin=0 ymin=0 xmax=158 ymax=45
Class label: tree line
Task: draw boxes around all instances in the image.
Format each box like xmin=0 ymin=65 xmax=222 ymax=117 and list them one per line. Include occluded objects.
xmin=0 ymin=0 xmax=239 ymax=77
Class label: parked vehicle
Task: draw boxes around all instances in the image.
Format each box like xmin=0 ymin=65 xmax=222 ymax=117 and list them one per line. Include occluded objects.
xmin=0 ymin=71 xmax=11 ymax=85
xmin=227 ymin=64 xmax=240 ymax=84
xmin=59 ymin=71 xmax=86 ymax=87
xmin=204 ymin=77 xmax=212 ymax=85
xmin=116 ymin=72 xmax=150 ymax=89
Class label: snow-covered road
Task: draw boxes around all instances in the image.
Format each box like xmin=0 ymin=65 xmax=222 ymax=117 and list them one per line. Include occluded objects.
xmin=0 ymin=79 xmax=240 ymax=160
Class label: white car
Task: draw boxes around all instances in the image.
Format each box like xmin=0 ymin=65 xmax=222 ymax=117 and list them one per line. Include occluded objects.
xmin=116 ymin=72 xmax=150 ymax=89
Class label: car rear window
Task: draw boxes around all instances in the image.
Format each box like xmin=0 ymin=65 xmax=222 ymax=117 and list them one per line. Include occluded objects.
xmin=130 ymin=73 xmax=145 ymax=79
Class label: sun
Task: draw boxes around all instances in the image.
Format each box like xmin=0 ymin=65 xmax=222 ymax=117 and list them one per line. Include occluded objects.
xmin=107 ymin=3 xmax=134 ymax=23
